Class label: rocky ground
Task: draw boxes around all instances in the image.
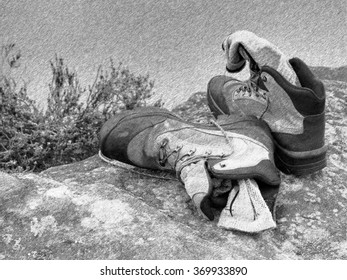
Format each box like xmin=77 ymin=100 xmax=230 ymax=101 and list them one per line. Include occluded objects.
xmin=0 ymin=80 xmax=346 ymax=259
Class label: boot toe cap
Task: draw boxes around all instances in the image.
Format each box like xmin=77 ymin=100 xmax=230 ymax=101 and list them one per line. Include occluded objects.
xmin=99 ymin=107 xmax=171 ymax=168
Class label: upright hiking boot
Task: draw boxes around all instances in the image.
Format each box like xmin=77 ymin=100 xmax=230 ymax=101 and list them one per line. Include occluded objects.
xmin=99 ymin=107 xmax=280 ymax=220
xmin=207 ymin=48 xmax=327 ymax=175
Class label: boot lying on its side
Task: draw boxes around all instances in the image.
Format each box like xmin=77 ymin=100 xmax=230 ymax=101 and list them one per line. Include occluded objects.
xmin=99 ymin=107 xmax=280 ymax=224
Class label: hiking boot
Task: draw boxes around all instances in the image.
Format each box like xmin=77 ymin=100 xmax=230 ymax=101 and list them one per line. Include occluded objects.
xmin=207 ymin=50 xmax=327 ymax=175
xmin=99 ymin=107 xmax=280 ymax=220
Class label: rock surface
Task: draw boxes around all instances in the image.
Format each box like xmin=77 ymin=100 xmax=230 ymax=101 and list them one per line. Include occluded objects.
xmin=0 ymin=80 xmax=346 ymax=259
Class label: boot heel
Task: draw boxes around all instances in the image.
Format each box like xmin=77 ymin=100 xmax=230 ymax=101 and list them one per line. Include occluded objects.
xmin=274 ymin=144 xmax=327 ymax=175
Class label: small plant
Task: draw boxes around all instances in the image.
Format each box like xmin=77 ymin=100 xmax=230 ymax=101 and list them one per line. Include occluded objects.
xmin=84 ymin=60 xmax=155 ymax=116
xmin=0 ymin=44 xmax=42 ymax=171
xmin=0 ymin=44 xmax=157 ymax=172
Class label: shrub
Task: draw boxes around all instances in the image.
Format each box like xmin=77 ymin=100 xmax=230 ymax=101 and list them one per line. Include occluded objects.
xmin=0 ymin=44 xmax=157 ymax=172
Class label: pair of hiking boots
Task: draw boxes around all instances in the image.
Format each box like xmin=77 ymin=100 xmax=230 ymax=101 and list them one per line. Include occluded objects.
xmin=99 ymin=46 xmax=326 ymax=221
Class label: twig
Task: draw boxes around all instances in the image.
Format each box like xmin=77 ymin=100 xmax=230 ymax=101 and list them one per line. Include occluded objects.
xmin=85 ymin=65 xmax=102 ymax=110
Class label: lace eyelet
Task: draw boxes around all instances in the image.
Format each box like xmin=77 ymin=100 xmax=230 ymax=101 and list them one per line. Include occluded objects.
xmin=161 ymin=138 xmax=168 ymax=147
xmin=262 ymin=75 xmax=267 ymax=82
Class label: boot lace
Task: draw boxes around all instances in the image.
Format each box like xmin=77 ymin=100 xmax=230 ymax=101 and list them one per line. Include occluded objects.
xmin=233 ymin=45 xmax=270 ymax=119
xmin=158 ymin=116 xmax=239 ymax=172
xmin=158 ymin=138 xmax=196 ymax=170
xmin=235 ymin=71 xmax=270 ymax=119
xmin=209 ymin=119 xmax=234 ymax=155
xmin=158 ymin=121 xmax=235 ymax=172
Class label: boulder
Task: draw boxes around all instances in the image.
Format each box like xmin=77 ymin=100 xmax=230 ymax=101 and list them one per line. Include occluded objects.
xmin=0 ymin=80 xmax=346 ymax=259
xmin=0 ymin=171 xmax=26 ymax=201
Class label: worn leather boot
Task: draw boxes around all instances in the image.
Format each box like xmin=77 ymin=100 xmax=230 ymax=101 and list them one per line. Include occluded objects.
xmin=99 ymin=107 xmax=280 ymax=220
xmin=207 ymin=47 xmax=327 ymax=175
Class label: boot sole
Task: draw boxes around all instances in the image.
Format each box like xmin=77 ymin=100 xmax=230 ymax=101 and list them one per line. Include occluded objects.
xmin=274 ymin=142 xmax=327 ymax=175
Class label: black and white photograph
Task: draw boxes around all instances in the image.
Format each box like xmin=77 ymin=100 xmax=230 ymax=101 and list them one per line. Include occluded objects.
xmin=0 ymin=0 xmax=346 ymax=278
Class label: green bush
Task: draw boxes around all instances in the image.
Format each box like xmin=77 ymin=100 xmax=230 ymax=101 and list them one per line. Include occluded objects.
xmin=0 ymin=44 xmax=157 ymax=172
